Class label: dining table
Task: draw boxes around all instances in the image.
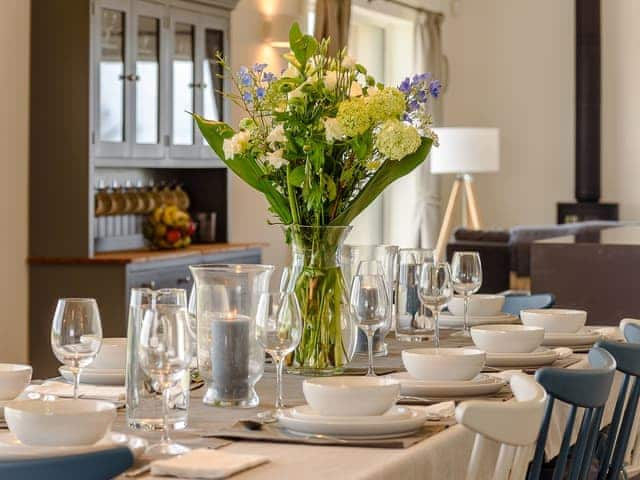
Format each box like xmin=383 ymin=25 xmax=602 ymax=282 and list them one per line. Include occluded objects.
xmin=108 ymin=331 xmax=624 ymax=480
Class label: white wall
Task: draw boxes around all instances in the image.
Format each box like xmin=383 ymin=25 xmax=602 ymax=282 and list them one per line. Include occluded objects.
xmin=441 ymin=0 xmax=640 ymax=229
xmin=229 ymin=0 xmax=303 ymax=266
xmin=442 ymin=0 xmax=575 ymax=229
xmin=602 ymin=0 xmax=640 ymax=220
xmin=0 ymin=0 xmax=30 ymax=362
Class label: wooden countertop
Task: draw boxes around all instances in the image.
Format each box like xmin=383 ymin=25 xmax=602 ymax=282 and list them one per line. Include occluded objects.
xmin=28 ymin=243 xmax=266 ymax=265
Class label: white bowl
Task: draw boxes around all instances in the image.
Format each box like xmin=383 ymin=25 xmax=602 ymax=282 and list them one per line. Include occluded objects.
xmin=91 ymin=338 xmax=127 ymax=370
xmin=402 ymin=347 xmax=486 ymax=381
xmin=0 ymin=364 xmax=32 ymax=400
xmin=302 ymin=377 xmax=400 ymax=417
xmin=520 ymin=309 xmax=587 ymax=333
xmin=470 ymin=325 xmax=544 ymax=353
xmin=5 ymin=399 xmax=116 ymax=446
xmin=448 ymin=295 xmax=505 ymax=317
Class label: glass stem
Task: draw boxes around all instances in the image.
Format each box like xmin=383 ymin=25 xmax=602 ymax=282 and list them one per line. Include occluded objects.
xmin=72 ymin=367 xmax=81 ymax=400
xmin=162 ymin=383 xmax=171 ymax=445
xmin=464 ymin=294 xmax=470 ymax=333
xmin=433 ymin=310 xmax=440 ymax=348
xmin=274 ymin=355 xmax=284 ymax=410
xmin=366 ymin=330 xmax=375 ymax=376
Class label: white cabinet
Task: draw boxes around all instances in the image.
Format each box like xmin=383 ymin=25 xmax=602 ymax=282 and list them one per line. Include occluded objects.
xmin=92 ymin=0 xmax=230 ymax=166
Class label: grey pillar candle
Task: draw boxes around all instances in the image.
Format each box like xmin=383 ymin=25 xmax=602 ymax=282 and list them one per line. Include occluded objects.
xmin=210 ymin=314 xmax=250 ymax=400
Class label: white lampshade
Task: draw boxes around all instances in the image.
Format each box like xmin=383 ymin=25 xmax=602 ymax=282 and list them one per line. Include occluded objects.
xmin=430 ymin=127 xmax=500 ymax=174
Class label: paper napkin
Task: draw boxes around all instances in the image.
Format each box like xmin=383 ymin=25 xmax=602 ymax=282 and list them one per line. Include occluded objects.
xmin=150 ymin=449 xmax=269 ymax=479
xmin=26 ymin=381 xmax=125 ymax=403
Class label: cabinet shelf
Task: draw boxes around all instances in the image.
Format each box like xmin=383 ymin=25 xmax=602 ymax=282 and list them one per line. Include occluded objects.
xmin=94 ymin=157 xmax=226 ymax=169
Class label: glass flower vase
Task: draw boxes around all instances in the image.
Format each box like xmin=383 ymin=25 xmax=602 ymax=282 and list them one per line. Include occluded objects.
xmin=286 ymin=225 xmax=358 ymax=376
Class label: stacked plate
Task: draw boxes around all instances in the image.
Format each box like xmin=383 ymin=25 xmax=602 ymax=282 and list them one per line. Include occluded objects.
xmin=521 ymin=309 xmax=600 ymax=350
xmin=470 ymin=324 xmax=567 ymax=367
xmin=441 ymin=295 xmax=518 ymax=328
xmin=277 ymin=377 xmax=429 ymax=439
xmin=60 ymin=338 xmax=126 ymax=386
xmin=387 ymin=348 xmax=505 ymax=398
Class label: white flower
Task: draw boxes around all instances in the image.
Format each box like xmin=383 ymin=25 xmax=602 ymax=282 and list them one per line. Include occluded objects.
xmin=342 ymin=55 xmax=356 ymax=69
xmin=264 ymin=149 xmax=287 ymax=168
xmin=222 ymin=130 xmax=250 ymax=160
xmin=349 ymin=81 xmax=363 ymax=97
xmin=288 ymin=85 xmax=306 ymax=100
xmin=266 ymin=124 xmax=286 ymax=144
xmin=323 ymin=71 xmax=338 ymax=90
xmin=323 ymin=117 xmax=345 ymax=142
xmin=282 ymin=63 xmax=298 ymax=78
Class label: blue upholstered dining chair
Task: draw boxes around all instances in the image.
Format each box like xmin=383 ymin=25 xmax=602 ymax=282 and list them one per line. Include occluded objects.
xmin=0 ymin=446 xmax=134 ymax=480
xmin=502 ymin=294 xmax=555 ymax=317
xmin=528 ymin=347 xmax=617 ymax=480
xmin=594 ymin=322 xmax=640 ymax=480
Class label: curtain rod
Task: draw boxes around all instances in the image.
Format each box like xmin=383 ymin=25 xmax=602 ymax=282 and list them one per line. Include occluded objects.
xmin=367 ymin=0 xmax=443 ymax=16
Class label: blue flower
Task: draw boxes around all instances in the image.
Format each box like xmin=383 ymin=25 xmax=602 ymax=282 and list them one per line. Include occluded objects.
xmin=417 ymin=90 xmax=428 ymax=102
xmin=256 ymin=87 xmax=266 ymax=99
xmin=263 ymin=72 xmax=275 ymax=83
xmin=408 ymin=100 xmax=419 ymax=111
xmin=253 ymin=63 xmax=267 ymax=73
xmin=399 ymin=77 xmax=411 ymax=93
xmin=429 ymin=80 xmax=442 ymax=98
xmin=242 ymin=91 xmax=253 ymax=103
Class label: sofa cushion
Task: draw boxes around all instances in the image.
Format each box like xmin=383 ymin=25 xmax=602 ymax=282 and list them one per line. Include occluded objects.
xmin=454 ymin=228 xmax=510 ymax=243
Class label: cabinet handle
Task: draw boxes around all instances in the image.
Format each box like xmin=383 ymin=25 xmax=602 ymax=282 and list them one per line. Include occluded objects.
xmin=140 ymin=281 xmax=156 ymax=289
xmin=127 ymin=74 xmax=140 ymax=82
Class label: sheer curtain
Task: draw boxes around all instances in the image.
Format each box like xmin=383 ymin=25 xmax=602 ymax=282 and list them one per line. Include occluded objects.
xmin=383 ymin=11 xmax=446 ymax=249
xmin=314 ymin=0 xmax=351 ymax=55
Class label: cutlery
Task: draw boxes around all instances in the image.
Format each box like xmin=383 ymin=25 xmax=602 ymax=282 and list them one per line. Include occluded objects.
xmin=237 ymin=419 xmax=349 ymax=444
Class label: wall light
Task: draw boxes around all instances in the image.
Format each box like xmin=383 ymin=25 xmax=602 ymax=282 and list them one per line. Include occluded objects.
xmin=263 ymin=15 xmax=298 ymax=49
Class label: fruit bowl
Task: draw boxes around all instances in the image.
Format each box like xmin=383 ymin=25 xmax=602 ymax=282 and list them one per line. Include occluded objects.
xmin=143 ymin=205 xmax=196 ymax=249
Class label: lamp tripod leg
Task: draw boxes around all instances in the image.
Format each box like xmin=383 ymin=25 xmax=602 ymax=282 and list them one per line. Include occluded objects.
xmin=435 ymin=178 xmax=462 ymax=262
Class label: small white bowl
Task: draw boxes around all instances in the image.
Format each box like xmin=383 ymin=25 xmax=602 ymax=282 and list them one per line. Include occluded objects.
xmin=5 ymin=398 xmax=116 ymax=446
xmin=91 ymin=338 xmax=127 ymax=370
xmin=302 ymin=377 xmax=400 ymax=417
xmin=471 ymin=325 xmax=544 ymax=353
xmin=448 ymin=295 xmax=505 ymax=317
xmin=521 ymin=309 xmax=587 ymax=333
xmin=402 ymin=348 xmax=486 ymax=381
xmin=0 ymin=364 xmax=32 ymax=401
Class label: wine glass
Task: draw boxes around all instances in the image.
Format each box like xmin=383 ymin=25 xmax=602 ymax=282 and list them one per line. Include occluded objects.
xmin=350 ymin=261 xmax=390 ymax=376
xmin=255 ymin=291 xmax=302 ymax=420
xmin=418 ymin=262 xmax=453 ymax=348
xmin=451 ymin=252 xmax=483 ymax=337
xmin=51 ymin=298 xmax=103 ymax=399
xmin=138 ymin=302 xmax=193 ymax=456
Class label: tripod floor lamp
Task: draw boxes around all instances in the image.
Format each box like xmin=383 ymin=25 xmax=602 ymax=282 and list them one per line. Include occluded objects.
xmin=431 ymin=128 xmax=500 ymax=260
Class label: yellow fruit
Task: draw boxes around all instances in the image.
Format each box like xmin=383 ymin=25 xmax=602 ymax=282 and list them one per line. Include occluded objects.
xmin=152 ymin=207 xmax=164 ymax=224
xmin=183 ymin=236 xmax=192 ymax=247
xmin=174 ymin=211 xmax=190 ymax=227
xmin=162 ymin=205 xmax=179 ymax=226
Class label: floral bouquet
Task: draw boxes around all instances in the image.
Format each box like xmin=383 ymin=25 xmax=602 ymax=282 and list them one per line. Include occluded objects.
xmin=194 ymin=23 xmax=439 ymax=374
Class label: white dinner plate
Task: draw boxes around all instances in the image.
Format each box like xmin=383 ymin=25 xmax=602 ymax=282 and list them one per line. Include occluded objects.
xmin=485 ymin=347 xmax=566 ymax=367
xmin=439 ymin=313 xmax=519 ymax=328
xmin=277 ymin=406 xmax=428 ymax=437
xmin=289 ymin=405 xmax=413 ymax=424
xmin=0 ymin=431 xmax=146 ymax=460
xmin=542 ymin=328 xmax=601 ymax=347
xmin=386 ymin=373 xmax=506 ymax=397
xmin=59 ymin=367 xmax=125 ymax=386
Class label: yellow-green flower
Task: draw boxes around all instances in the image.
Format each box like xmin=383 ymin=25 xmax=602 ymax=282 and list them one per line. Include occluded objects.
xmin=336 ymin=97 xmax=371 ymax=137
xmin=366 ymin=87 xmax=406 ymax=123
xmin=375 ymin=119 xmax=421 ymax=160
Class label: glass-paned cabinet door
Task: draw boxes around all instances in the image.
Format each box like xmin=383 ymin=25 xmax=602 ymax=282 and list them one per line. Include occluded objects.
xmin=131 ymin=1 xmax=165 ymax=158
xmin=200 ymin=18 xmax=229 ymax=160
xmin=170 ymin=10 xmax=200 ymax=158
xmin=95 ymin=0 xmax=129 ymax=157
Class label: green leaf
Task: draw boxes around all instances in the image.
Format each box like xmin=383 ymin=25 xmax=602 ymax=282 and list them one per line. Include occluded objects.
xmin=288 ymin=166 xmax=306 ymax=187
xmin=193 ymin=113 xmax=292 ymax=224
xmin=330 ymin=138 xmax=433 ymax=226
xmin=324 ymin=174 xmax=337 ymax=201
xmin=288 ymin=23 xmax=318 ymax=70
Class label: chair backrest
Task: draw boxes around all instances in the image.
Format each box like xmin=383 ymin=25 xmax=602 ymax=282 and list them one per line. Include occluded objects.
xmin=528 ymin=347 xmax=616 ymax=480
xmin=502 ymin=294 xmax=555 ymax=316
xmin=622 ymin=319 xmax=640 ymax=343
xmin=456 ymin=374 xmax=547 ymax=480
xmin=595 ymin=336 xmax=640 ymax=480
